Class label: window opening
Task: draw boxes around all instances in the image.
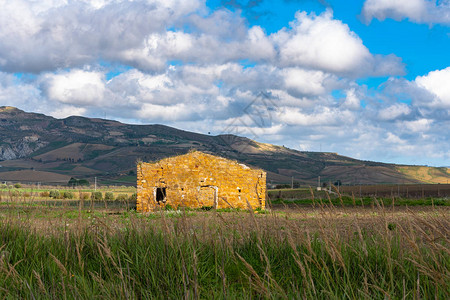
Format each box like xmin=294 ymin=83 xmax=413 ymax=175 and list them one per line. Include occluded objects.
xmin=156 ymin=187 xmax=166 ymax=203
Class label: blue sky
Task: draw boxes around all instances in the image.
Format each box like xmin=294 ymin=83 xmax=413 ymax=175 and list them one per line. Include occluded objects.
xmin=0 ymin=0 xmax=449 ymax=166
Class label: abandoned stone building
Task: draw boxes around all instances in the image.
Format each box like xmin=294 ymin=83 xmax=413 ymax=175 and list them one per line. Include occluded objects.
xmin=136 ymin=151 xmax=266 ymax=212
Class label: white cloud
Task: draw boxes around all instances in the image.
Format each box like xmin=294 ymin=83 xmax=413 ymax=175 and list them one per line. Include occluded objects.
xmin=415 ymin=66 xmax=450 ymax=108
xmin=0 ymin=72 xmax=43 ymax=109
xmin=277 ymin=106 xmax=355 ymax=126
xmin=274 ymin=10 xmax=370 ymax=73
xmin=0 ymin=1 xmax=403 ymax=78
xmin=138 ymin=103 xmax=197 ymax=122
xmin=273 ymin=9 xmax=404 ymax=76
xmin=49 ymin=106 xmax=88 ymax=119
xmin=401 ymin=118 xmax=432 ymax=132
xmin=282 ymin=68 xmax=336 ymax=96
xmin=378 ymin=103 xmax=411 ymax=120
xmin=362 ymin=0 xmax=450 ymax=24
xmin=120 ymin=25 xmax=275 ymax=71
xmin=0 ymin=0 xmax=202 ymax=73
xmin=42 ymin=69 xmax=106 ymax=105
xmin=343 ymin=88 xmax=361 ymax=110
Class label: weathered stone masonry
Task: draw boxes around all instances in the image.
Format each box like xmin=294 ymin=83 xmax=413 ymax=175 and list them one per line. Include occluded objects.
xmin=137 ymin=151 xmax=266 ymax=211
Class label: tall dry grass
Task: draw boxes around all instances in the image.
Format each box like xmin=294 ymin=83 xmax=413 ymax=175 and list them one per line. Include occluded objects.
xmin=0 ymin=200 xmax=449 ymax=299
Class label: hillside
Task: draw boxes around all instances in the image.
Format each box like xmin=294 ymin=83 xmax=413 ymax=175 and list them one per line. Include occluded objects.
xmin=0 ymin=106 xmax=448 ymax=185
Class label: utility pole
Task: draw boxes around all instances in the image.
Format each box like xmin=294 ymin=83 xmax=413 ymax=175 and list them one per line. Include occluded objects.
xmin=318 ymin=176 xmax=320 ymax=189
xmin=95 ymin=177 xmax=97 ymax=191
xmin=291 ymin=176 xmax=294 ymax=189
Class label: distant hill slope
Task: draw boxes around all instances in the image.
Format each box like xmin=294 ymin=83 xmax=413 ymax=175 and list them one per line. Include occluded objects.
xmin=0 ymin=106 xmax=448 ymax=185
xmin=397 ymin=166 xmax=450 ymax=184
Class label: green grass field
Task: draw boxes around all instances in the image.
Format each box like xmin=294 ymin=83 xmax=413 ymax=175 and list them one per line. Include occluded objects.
xmin=0 ymin=195 xmax=449 ymax=298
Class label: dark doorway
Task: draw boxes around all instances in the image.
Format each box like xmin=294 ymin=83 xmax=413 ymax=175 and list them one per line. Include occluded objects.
xmin=156 ymin=187 xmax=166 ymax=203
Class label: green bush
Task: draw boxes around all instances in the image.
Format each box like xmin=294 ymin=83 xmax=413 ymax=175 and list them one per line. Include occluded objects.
xmin=0 ymin=184 xmax=7 ymax=189
xmin=13 ymin=183 xmax=21 ymax=189
xmin=49 ymin=190 xmax=61 ymax=199
xmin=80 ymin=192 xmax=90 ymax=200
xmin=91 ymin=191 xmax=103 ymax=201
xmin=104 ymin=192 xmax=114 ymax=201
xmin=62 ymin=191 xmax=74 ymax=199
xmin=116 ymin=194 xmax=128 ymax=202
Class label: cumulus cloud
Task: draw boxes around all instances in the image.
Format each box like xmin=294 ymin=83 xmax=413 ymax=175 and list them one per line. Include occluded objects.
xmin=272 ymin=10 xmax=405 ymax=76
xmin=415 ymin=66 xmax=450 ymax=108
xmin=282 ymin=68 xmax=337 ymax=96
xmin=401 ymin=118 xmax=433 ymax=132
xmin=49 ymin=106 xmax=88 ymax=119
xmin=0 ymin=72 xmax=43 ymax=109
xmin=120 ymin=25 xmax=275 ymax=71
xmin=35 ymin=65 xmax=246 ymax=121
xmin=362 ymin=0 xmax=450 ymax=24
xmin=0 ymin=0 xmax=202 ymax=73
xmin=0 ymin=1 xmax=403 ymax=78
xmin=378 ymin=103 xmax=411 ymax=120
xmin=42 ymin=69 xmax=106 ymax=105
xmin=276 ymin=106 xmax=355 ymax=126
xmin=342 ymin=88 xmax=361 ymax=110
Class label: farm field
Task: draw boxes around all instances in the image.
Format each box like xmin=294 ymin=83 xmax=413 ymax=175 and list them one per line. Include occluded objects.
xmin=268 ymin=184 xmax=450 ymax=202
xmin=0 ymin=188 xmax=449 ymax=299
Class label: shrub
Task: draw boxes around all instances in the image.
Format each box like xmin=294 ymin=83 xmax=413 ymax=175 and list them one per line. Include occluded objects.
xmin=10 ymin=190 xmax=20 ymax=197
xmin=116 ymin=194 xmax=128 ymax=202
xmin=40 ymin=191 xmax=50 ymax=197
xmin=0 ymin=184 xmax=7 ymax=189
xmin=14 ymin=183 xmax=21 ymax=189
xmin=91 ymin=191 xmax=103 ymax=201
xmin=62 ymin=191 xmax=74 ymax=199
xmin=104 ymin=192 xmax=114 ymax=201
xmin=80 ymin=192 xmax=90 ymax=200
xmin=49 ymin=190 xmax=61 ymax=199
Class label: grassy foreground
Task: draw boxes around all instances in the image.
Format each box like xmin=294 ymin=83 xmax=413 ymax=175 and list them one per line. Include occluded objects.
xmin=0 ymin=206 xmax=449 ymax=299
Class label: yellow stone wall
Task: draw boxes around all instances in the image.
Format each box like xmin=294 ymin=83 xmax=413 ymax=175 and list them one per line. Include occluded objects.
xmin=137 ymin=151 xmax=266 ymax=211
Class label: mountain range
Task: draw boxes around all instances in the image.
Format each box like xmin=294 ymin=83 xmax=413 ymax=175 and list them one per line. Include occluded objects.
xmin=0 ymin=106 xmax=448 ymax=186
